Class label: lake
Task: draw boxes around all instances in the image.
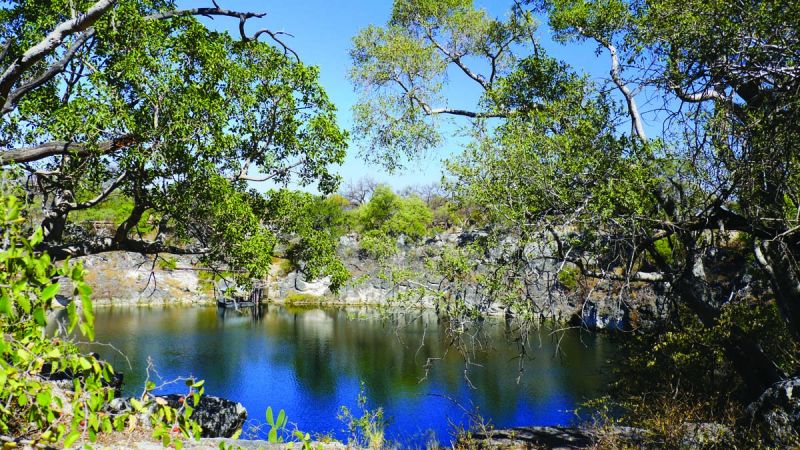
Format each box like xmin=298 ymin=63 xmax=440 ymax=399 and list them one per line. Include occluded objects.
xmin=55 ymin=305 xmax=619 ymax=446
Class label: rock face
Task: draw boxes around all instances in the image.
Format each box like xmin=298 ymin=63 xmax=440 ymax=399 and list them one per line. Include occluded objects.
xmin=62 ymin=252 xmax=215 ymax=306
xmin=746 ymin=377 xmax=800 ymax=447
xmin=63 ymin=231 xmax=669 ymax=330
xmin=108 ymin=395 xmax=247 ymax=438
xmin=267 ymin=232 xmax=670 ymax=330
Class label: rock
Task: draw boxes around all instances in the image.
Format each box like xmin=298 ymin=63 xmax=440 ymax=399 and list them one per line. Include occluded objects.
xmin=107 ymin=395 xmax=247 ymax=438
xmin=746 ymin=377 xmax=800 ymax=447
xmin=160 ymin=394 xmax=247 ymax=438
xmin=466 ymin=426 xmax=649 ymax=449
xmin=679 ymin=422 xmax=734 ymax=448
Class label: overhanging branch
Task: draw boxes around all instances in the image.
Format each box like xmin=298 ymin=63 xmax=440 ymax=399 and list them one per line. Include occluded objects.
xmin=0 ymin=134 xmax=137 ymax=165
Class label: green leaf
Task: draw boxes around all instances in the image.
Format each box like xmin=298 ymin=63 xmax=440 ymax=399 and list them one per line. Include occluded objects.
xmin=33 ymin=307 xmax=46 ymax=326
xmin=277 ymin=409 xmax=286 ymax=428
xmin=36 ymin=391 xmax=51 ymax=407
xmin=40 ymin=283 xmax=60 ymax=301
xmin=64 ymin=430 xmax=81 ymax=448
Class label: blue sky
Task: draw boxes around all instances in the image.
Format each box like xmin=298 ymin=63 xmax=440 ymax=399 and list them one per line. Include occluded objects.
xmin=187 ymin=1 xmax=612 ymax=191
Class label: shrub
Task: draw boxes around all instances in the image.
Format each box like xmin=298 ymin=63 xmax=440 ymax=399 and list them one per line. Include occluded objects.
xmin=358 ymin=230 xmax=398 ymax=259
xmin=557 ymin=264 xmax=580 ymax=291
xmin=0 ymin=177 xmax=203 ymax=448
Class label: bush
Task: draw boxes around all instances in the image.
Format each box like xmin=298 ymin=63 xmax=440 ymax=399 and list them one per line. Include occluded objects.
xmin=383 ymin=195 xmax=433 ymax=242
xmin=358 ymin=230 xmax=398 ymax=259
xmin=557 ymin=264 xmax=580 ymax=291
xmin=353 ymin=185 xmax=434 ymax=242
xmin=0 ymin=178 xmax=203 ymax=448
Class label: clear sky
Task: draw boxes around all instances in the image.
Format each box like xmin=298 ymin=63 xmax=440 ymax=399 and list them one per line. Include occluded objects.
xmin=185 ymin=1 xmax=612 ymax=191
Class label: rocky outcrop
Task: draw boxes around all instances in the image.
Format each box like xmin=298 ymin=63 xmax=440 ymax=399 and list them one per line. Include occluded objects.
xmin=466 ymin=426 xmax=646 ymax=448
xmin=746 ymin=377 xmax=800 ymax=447
xmin=61 ymin=252 xmax=216 ymax=306
xmin=467 ymin=423 xmax=732 ymax=449
xmin=63 ymin=232 xmax=670 ymax=330
xmin=267 ymin=232 xmax=670 ymax=330
xmin=108 ymin=394 xmax=247 ymax=438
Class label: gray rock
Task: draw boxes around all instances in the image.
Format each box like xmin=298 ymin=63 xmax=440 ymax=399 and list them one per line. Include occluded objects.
xmin=107 ymin=395 xmax=247 ymax=438
xmin=746 ymin=377 xmax=800 ymax=447
xmin=466 ymin=425 xmax=649 ymax=448
xmin=160 ymin=394 xmax=247 ymax=438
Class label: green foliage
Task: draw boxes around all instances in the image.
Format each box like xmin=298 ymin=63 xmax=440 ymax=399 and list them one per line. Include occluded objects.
xmin=69 ymin=192 xmax=135 ymax=225
xmin=1 ymin=1 xmax=348 ymax=281
xmin=350 ymin=0 xmax=537 ymax=168
xmin=284 ymin=293 xmax=324 ymax=305
xmin=556 ymin=264 xmax=580 ymax=291
xmin=355 ymin=185 xmax=434 ymax=242
xmin=338 ymin=382 xmax=388 ymax=449
xmin=358 ymin=230 xmax=398 ymax=260
xmin=266 ymin=406 xmax=288 ymax=443
xmin=262 ymin=190 xmax=350 ymax=291
xmin=0 ymin=173 xmax=205 ymax=447
xmin=0 ymin=187 xmax=103 ymax=443
xmin=135 ymin=379 xmax=206 ymax=449
xmin=157 ymin=256 xmax=179 ymax=271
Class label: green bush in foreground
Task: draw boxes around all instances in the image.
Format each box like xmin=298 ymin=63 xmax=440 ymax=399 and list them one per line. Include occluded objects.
xmin=0 ymin=182 xmax=203 ymax=448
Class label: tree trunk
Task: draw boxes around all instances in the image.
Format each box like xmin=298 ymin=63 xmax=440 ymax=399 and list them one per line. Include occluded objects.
xmin=41 ymin=189 xmax=73 ymax=242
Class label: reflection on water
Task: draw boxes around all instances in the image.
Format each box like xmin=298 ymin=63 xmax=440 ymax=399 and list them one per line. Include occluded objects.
xmin=52 ymin=305 xmax=618 ymax=445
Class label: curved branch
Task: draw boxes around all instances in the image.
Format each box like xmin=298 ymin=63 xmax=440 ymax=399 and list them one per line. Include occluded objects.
xmin=672 ymin=85 xmax=727 ymax=102
xmin=250 ymin=29 xmax=299 ymax=62
xmin=41 ymin=238 xmax=208 ymax=260
xmin=2 ymin=30 xmax=94 ymax=116
xmin=72 ymin=170 xmax=127 ymax=210
xmin=0 ymin=0 xmax=116 ymax=103
xmin=601 ymin=39 xmax=647 ymax=142
xmin=423 ymin=28 xmax=489 ymax=90
xmin=146 ymin=7 xmax=265 ymax=21
xmin=426 ymin=108 xmax=508 ymax=119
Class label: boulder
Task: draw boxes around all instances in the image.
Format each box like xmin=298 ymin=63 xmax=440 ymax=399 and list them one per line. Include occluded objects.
xmin=107 ymin=394 xmax=247 ymax=438
xmin=746 ymin=377 xmax=800 ymax=447
xmin=160 ymin=394 xmax=247 ymax=438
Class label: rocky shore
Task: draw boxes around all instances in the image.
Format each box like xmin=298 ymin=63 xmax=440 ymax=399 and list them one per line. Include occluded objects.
xmin=62 ymin=231 xmax=671 ymax=331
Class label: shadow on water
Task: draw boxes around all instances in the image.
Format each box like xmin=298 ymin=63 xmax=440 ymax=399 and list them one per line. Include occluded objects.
xmin=50 ymin=305 xmax=620 ymax=446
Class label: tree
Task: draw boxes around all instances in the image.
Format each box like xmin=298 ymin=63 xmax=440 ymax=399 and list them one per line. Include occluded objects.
xmin=0 ymin=0 xmax=347 ymax=280
xmin=341 ymin=176 xmax=379 ymax=206
xmin=351 ymin=0 xmax=800 ymax=410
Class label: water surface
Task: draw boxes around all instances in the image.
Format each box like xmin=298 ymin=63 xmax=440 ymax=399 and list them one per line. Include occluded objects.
xmin=59 ymin=305 xmax=619 ymax=445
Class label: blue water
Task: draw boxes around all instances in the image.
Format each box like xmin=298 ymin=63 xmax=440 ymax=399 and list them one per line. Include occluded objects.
xmin=57 ymin=305 xmax=618 ymax=446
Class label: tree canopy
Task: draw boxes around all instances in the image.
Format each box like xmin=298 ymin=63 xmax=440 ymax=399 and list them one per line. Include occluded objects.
xmin=1 ymin=0 xmax=348 ymax=280
xmin=352 ymin=0 xmax=800 ymax=406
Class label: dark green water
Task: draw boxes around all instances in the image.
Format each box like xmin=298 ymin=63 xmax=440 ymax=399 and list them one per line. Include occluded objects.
xmin=59 ymin=305 xmax=619 ymax=445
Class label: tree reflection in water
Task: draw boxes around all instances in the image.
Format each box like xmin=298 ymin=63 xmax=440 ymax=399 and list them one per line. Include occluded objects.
xmin=52 ymin=305 xmax=619 ymax=445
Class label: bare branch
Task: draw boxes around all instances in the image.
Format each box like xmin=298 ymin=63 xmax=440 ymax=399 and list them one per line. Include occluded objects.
xmin=672 ymin=84 xmax=728 ymax=102
xmin=423 ymin=28 xmax=489 ymax=91
xmin=42 ymin=237 xmax=208 ymax=260
xmin=72 ymin=170 xmax=127 ymax=210
xmin=146 ymin=7 xmax=265 ymax=21
xmin=600 ymin=38 xmax=647 ymax=142
xmin=251 ymin=29 xmax=299 ymax=62
xmin=426 ymin=107 xmax=508 ymax=119
xmin=235 ymin=160 xmax=304 ymax=182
